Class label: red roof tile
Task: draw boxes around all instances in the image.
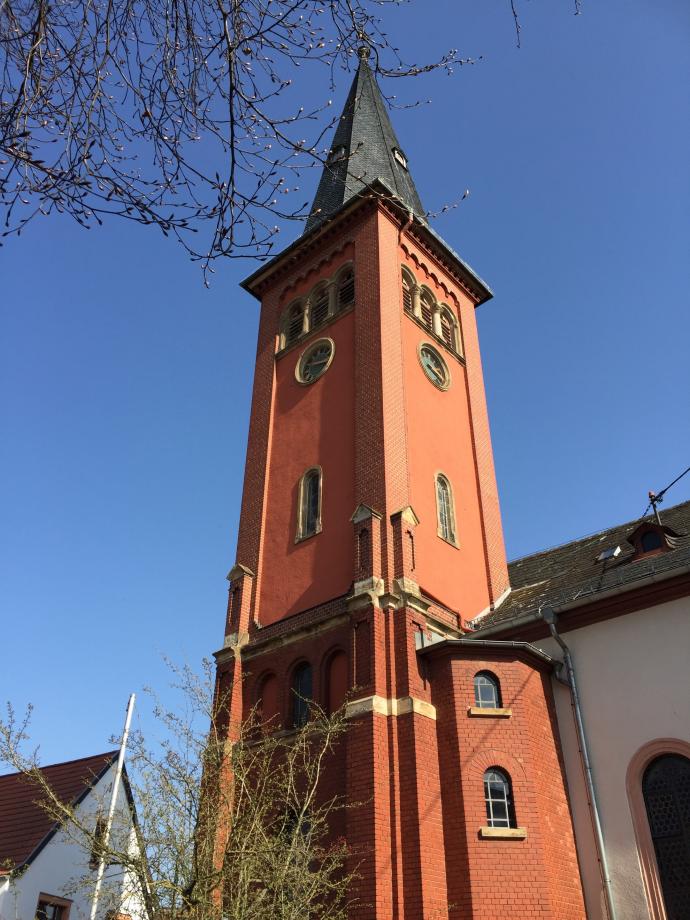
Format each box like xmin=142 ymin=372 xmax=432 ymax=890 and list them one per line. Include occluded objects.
xmin=0 ymin=751 xmax=117 ymax=873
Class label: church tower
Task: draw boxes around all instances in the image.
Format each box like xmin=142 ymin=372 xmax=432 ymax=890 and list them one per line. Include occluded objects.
xmin=215 ymin=49 xmax=586 ymax=920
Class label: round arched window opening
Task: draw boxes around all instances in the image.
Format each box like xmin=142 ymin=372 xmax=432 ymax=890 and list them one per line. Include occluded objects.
xmin=296 ymin=338 xmax=335 ymax=385
xmin=641 ymin=530 xmax=663 ymax=553
xmin=474 ymin=671 xmax=501 ymax=709
xmin=484 ymin=768 xmax=517 ymax=829
xmin=418 ymin=342 xmax=450 ymax=390
xmin=291 ymin=662 xmax=313 ymax=728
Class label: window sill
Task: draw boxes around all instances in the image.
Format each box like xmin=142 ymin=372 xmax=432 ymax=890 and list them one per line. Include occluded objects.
xmin=294 ymin=527 xmax=322 ymax=544
xmin=276 ymin=304 xmax=354 ymax=358
xmin=479 ymin=826 xmax=527 ymax=840
xmin=437 ymin=533 xmax=460 ymax=550
xmin=468 ymin=707 xmax=512 ymax=718
xmin=403 ymin=309 xmax=466 ymax=365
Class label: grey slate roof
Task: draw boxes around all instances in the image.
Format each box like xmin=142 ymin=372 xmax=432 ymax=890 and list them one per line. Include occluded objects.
xmin=304 ymin=52 xmax=425 ymax=234
xmin=476 ymin=499 xmax=690 ymax=632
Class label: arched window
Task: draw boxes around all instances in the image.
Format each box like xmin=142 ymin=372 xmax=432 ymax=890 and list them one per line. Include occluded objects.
xmin=291 ymin=662 xmax=313 ymax=727
xmin=474 ymin=671 xmax=501 ymax=709
xmin=420 ymin=290 xmax=434 ymax=330
xmin=642 ymin=754 xmax=690 ymax=916
xmin=439 ymin=305 xmax=460 ymax=353
xmin=337 ymin=268 xmax=355 ymax=311
xmin=258 ymin=673 xmax=280 ymax=728
xmin=325 ymin=650 xmax=348 ymax=715
xmin=284 ymin=301 xmax=305 ymax=348
xmin=641 ymin=530 xmax=663 ymax=553
xmin=484 ymin=768 xmax=516 ymax=828
xmin=297 ymin=467 xmax=322 ymax=540
xmin=401 ymin=268 xmax=415 ymax=314
xmin=435 ymin=474 xmax=456 ymax=545
xmin=310 ymin=284 xmax=329 ymax=329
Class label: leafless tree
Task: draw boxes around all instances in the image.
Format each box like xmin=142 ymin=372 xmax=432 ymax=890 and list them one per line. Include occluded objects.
xmin=0 ymin=660 xmax=358 ymax=920
xmin=0 ymin=0 xmax=467 ymax=280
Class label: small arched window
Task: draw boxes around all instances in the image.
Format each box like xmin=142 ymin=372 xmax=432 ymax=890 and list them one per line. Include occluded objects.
xmin=420 ymin=290 xmax=434 ymax=330
xmin=284 ymin=302 xmax=305 ymax=348
xmin=641 ymin=530 xmax=663 ymax=553
xmin=258 ymin=673 xmax=281 ymax=728
xmin=436 ymin=474 xmax=456 ymax=545
xmin=439 ymin=306 xmax=460 ymax=353
xmin=401 ymin=268 xmax=414 ymax=314
xmin=484 ymin=768 xmax=516 ymax=828
xmin=474 ymin=671 xmax=501 ymax=709
xmin=291 ymin=662 xmax=313 ymax=727
xmin=337 ymin=268 xmax=355 ymax=311
xmin=325 ymin=650 xmax=348 ymax=715
xmin=297 ymin=468 xmax=322 ymax=540
xmin=310 ymin=284 xmax=329 ymax=329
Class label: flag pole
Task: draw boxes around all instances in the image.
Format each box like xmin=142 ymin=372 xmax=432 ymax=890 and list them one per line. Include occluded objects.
xmin=89 ymin=693 xmax=136 ymax=920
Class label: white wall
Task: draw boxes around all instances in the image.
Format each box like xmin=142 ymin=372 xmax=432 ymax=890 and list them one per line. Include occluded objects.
xmin=0 ymin=762 xmax=146 ymax=920
xmin=533 ymin=594 xmax=690 ymax=920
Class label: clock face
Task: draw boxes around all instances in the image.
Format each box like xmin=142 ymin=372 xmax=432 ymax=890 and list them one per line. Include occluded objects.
xmin=297 ymin=339 xmax=334 ymax=384
xmin=419 ymin=343 xmax=450 ymax=389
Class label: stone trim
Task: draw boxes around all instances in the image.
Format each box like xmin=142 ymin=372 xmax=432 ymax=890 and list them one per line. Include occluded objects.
xmin=344 ymin=694 xmax=437 ymax=721
xmin=294 ymin=336 xmax=336 ymax=386
xmin=479 ymin=827 xmax=527 ymax=840
xmin=417 ymin=340 xmax=451 ymax=391
xmin=468 ymin=707 xmax=512 ymax=718
xmin=347 ymin=577 xmax=385 ymax=611
xmin=350 ymin=503 xmax=383 ymax=524
xmin=237 ymin=612 xmax=349 ymax=661
xmin=226 ymin=562 xmax=255 ymax=582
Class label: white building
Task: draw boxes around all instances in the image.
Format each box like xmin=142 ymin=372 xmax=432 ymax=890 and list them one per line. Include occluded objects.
xmin=0 ymin=752 xmax=146 ymax=920
xmin=474 ymin=498 xmax=690 ymax=920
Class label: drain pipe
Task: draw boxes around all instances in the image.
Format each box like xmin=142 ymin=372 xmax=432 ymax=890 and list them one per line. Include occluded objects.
xmin=541 ymin=608 xmax=617 ymax=920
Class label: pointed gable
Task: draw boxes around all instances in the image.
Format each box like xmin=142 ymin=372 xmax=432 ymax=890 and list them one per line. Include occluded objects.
xmin=304 ymin=47 xmax=425 ymax=234
xmin=0 ymin=751 xmax=117 ymax=873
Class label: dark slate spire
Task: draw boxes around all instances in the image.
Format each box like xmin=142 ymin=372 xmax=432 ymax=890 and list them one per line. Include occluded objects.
xmin=304 ymin=47 xmax=425 ymax=234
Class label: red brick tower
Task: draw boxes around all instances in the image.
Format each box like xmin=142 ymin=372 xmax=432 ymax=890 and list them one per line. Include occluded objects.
xmin=215 ymin=49 xmax=586 ymax=920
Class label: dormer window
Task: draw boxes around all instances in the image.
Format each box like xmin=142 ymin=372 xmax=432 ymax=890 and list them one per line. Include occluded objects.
xmin=641 ymin=530 xmax=663 ymax=553
xmin=627 ymin=522 xmax=679 ymax=560
xmin=392 ymin=147 xmax=408 ymax=169
xmin=327 ymin=145 xmax=346 ymax=164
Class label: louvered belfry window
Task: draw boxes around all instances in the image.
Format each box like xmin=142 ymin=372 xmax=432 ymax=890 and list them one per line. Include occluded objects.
xmin=436 ymin=474 xmax=455 ymax=544
xmin=286 ymin=303 xmax=304 ymax=346
xmin=440 ymin=309 xmax=455 ymax=350
xmin=338 ymin=269 xmax=355 ymax=311
xmin=642 ymin=754 xmax=690 ymax=919
xmin=402 ymin=273 xmax=413 ymax=313
xmin=310 ymin=285 xmax=329 ymax=329
xmin=420 ymin=291 xmax=434 ymax=330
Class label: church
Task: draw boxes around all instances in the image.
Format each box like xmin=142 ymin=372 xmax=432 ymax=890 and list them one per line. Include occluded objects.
xmin=213 ymin=47 xmax=690 ymax=920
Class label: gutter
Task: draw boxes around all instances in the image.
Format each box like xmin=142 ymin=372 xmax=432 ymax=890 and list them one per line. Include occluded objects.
xmin=417 ymin=635 xmax=553 ymax=666
xmin=541 ymin=608 xmax=617 ymax=920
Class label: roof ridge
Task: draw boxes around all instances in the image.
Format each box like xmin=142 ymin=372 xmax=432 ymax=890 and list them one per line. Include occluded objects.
xmin=0 ymin=749 xmax=118 ymax=780
xmin=508 ymin=497 xmax=690 ymax=566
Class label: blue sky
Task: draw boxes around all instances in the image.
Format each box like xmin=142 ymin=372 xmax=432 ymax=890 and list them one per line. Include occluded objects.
xmin=2 ymin=0 xmax=689 ymax=764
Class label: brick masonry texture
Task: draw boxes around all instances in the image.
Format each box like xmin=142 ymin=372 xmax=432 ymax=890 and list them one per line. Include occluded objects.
xmin=214 ymin=197 xmax=587 ymax=919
